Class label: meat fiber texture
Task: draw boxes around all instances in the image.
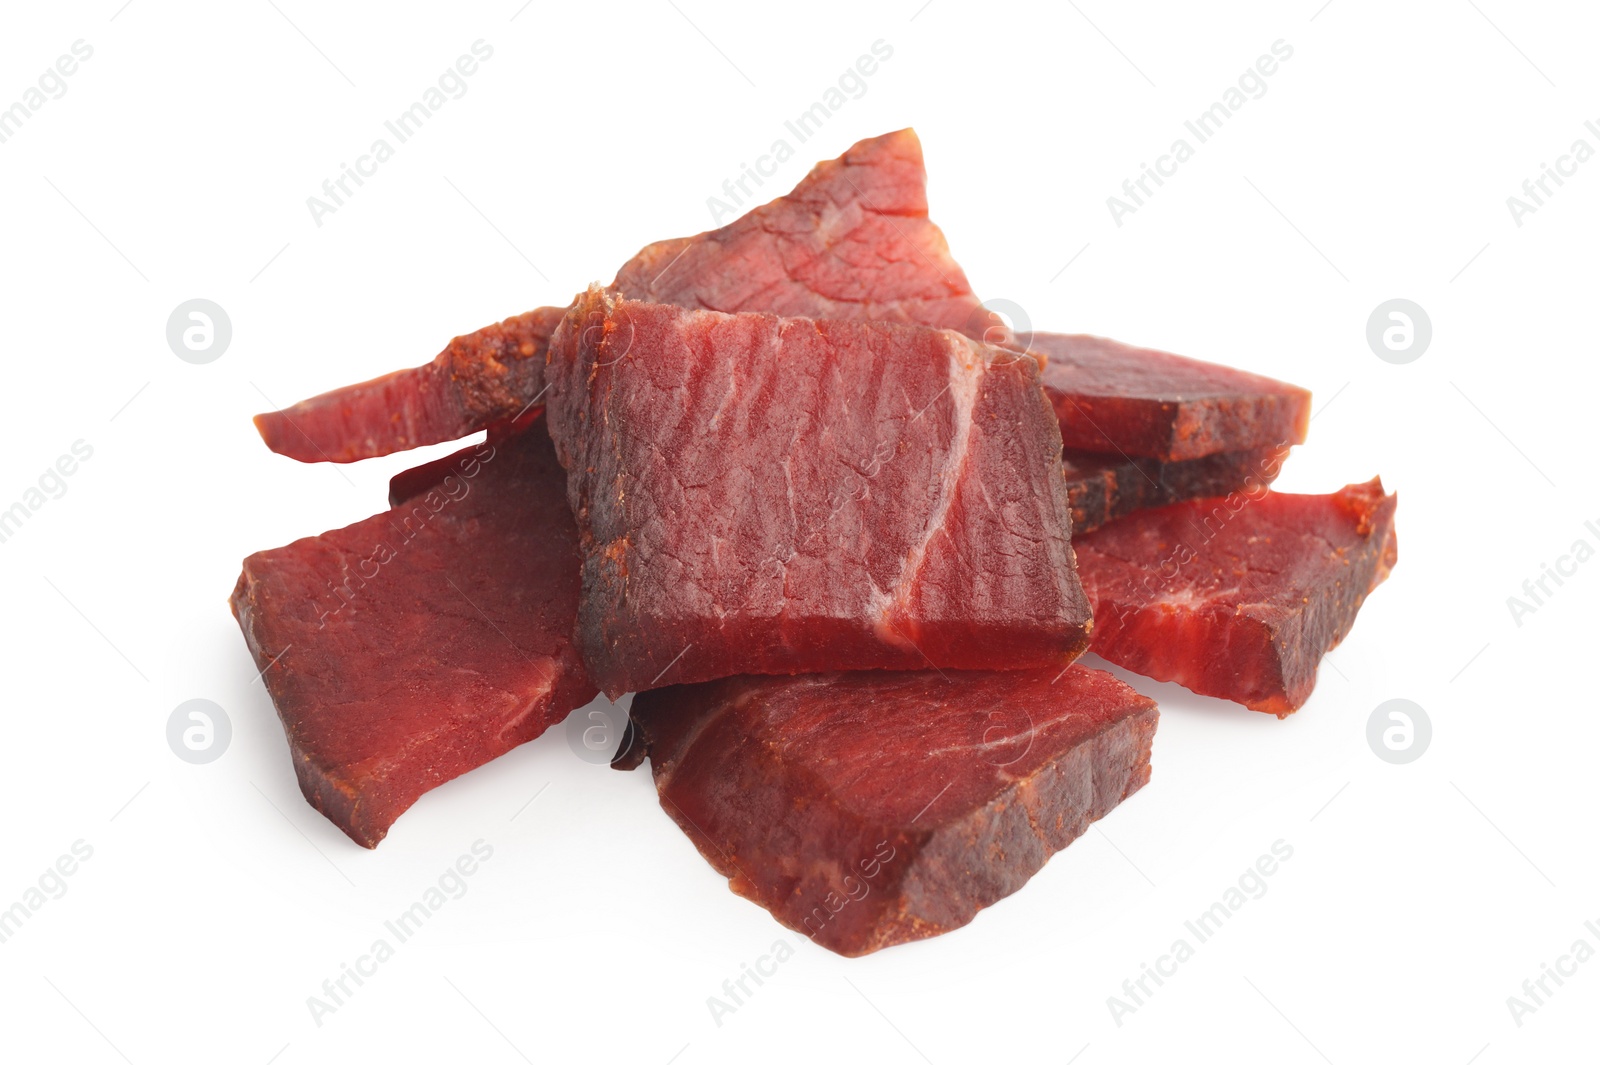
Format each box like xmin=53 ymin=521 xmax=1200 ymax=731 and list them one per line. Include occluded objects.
xmin=612 ymin=127 xmax=1005 ymax=342
xmin=612 ymin=665 xmax=1158 ymax=957
xmin=1023 ymin=332 xmax=1311 ymax=461
xmin=1063 ymin=445 xmax=1289 ymax=535
xmin=254 ymin=307 xmax=567 ymax=463
xmin=544 ymin=289 xmax=1092 ymax=698
xmin=1073 ymin=478 xmax=1398 ymax=717
xmin=230 ymin=421 xmax=595 ymax=846
xmin=254 ymin=129 xmax=1003 ymax=465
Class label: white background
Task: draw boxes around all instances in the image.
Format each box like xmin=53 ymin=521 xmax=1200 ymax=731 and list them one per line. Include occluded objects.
xmin=1 ymin=2 xmax=1596 ymax=1062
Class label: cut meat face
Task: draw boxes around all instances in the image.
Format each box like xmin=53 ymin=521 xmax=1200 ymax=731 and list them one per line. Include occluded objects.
xmin=254 ymin=307 xmax=567 ymax=464
xmin=225 ymin=119 xmax=1404 ymax=962
xmin=612 ymin=128 xmax=1005 ymax=342
xmin=1072 ymin=478 xmax=1398 ymax=717
xmin=545 ymin=289 xmax=1091 ymax=698
xmin=612 ymin=665 xmax=1158 ymax=957
xmin=230 ymin=420 xmax=594 ymax=846
xmin=255 ymin=130 xmax=1003 ymax=464
xmin=1063 ymin=445 xmax=1289 ymax=536
xmin=1023 ymin=332 xmax=1311 ymax=461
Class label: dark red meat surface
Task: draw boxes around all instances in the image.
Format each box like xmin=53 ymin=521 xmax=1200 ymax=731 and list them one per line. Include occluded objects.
xmin=613 ymin=665 xmax=1158 ymax=956
xmin=230 ymin=421 xmax=594 ymax=846
xmin=255 ymin=130 xmax=1001 ymax=465
xmin=1023 ymin=332 xmax=1311 ymax=461
xmin=545 ymin=289 xmax=1091 ymax=698
xmin=1073 ymin=478 xmax=1398 ymax=716
xmin=612 ymin=128 xmax=1003 ymax=341
xmin=254 ymin=307 xmax=567 ymax=464
xmin=1063 ymin=446 xmax=1288 ymax=535
xmin=387 ymin=438 xmax=497 ymax=508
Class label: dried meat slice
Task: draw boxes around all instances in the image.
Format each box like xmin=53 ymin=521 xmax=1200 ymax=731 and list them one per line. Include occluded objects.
xmin=256 ymin=130 xmax=1002 ymax=464
xmin=230 ymin=420 xmax=594 ymax=846
xmin=612 ymin=666 xmax=1158 ymax=957
xmin=1063 ymin=445 xmax=1289 ymax=535
xmin=1073 ymin=478 xmax=1398 ymax=717
xmin=545 ymin=289 xmax=1091 ymax=698
xmin=613 ymin=128 xmax=1004 ymax=341
xmin=386 ymin=437 xmax=501 ymax=508
xmin=1022 ymin=332 xmax=1311 ymax=461
xmin=254 ymin=307 xmax=567 ymax=464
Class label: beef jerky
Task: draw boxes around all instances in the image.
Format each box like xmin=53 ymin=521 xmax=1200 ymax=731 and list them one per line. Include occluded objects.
xmin=1073 ymin=478 xmax=1398 ymax=717
xmin=545 ymin=289 xmax=1090 ymax=697
xmin=231 ymin=420 xmax=594 ymax=846
xmin=386 ymin=438 xmax=499 ymax=508
xmin=613 ymin=665 xmax=1158 ymax=957
xmin=256 ymin=130 xmax=1003 ymax=464
xmin=1022 ymin=332 xmax=1311 ymax=461
xmin=1063 ymin=445 xmax=1288 ymax=535
xmin=254 ymin=307 xmax=567 ymax=464
xmin=613 ymin=127 xmax=1003 ymax=341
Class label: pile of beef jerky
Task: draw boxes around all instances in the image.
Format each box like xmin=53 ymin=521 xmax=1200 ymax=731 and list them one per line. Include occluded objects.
xmin=233 ymin=130 xmax=1396 ymax=956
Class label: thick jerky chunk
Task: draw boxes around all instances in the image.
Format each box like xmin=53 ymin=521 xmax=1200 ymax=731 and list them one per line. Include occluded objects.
xmin=1022 ymin=332 xmax=1311 ymax=461
xmin=254 ymin=307 xmax=567 ymax=464
xmin=545 ymin=291 xmax=1090 ymax=697
xmin=613 ymin=128 xmax=1003 ymax=341
xmin=1073 ymin=478 xmax=1398 ymax=717
xmin=230 ymin=421 xmax=594 ymax=847
xmin=256 ymin=130 xmax=1003 ymax=464
xmin=614 ymin=666 xmax=1158 ymax=957
xmin=1063 ymin=446 xmax=1288 ymax=535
